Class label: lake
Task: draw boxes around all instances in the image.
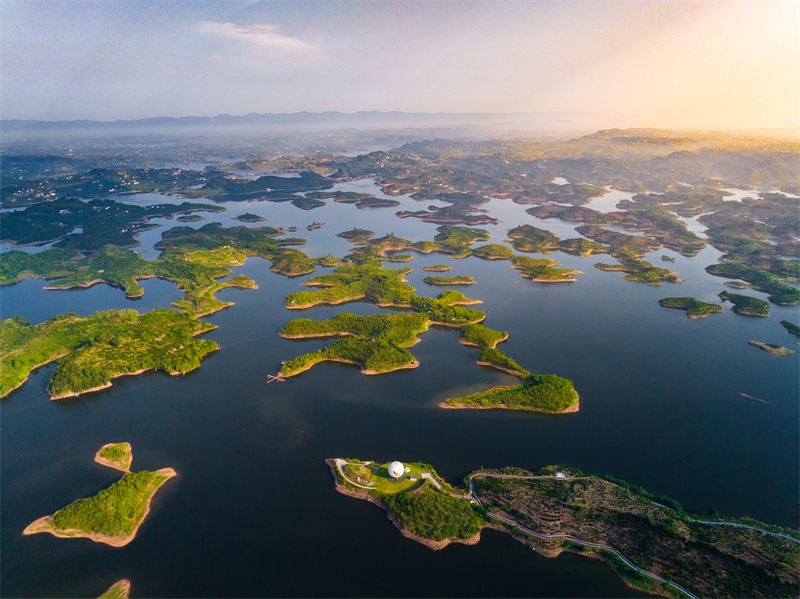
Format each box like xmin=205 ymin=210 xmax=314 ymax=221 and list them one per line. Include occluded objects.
xmin=1 ymin=179 xmax=798 ymax=597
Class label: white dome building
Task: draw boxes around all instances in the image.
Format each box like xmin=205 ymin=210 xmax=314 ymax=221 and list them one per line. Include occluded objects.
xmin=387 ymin=461 xmax=405 ymax=479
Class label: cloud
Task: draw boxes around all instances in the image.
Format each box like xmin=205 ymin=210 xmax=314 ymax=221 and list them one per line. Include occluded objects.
xmin=199 ymin=21 xmax=316 ymax=55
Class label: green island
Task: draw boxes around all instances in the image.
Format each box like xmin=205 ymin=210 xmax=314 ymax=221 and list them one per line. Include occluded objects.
xmin=95 ymin=442 xmax=133 ymax=472
xmin=658 ymin=297 xmax=723 ymax=319
xmin=232 ymin=213 xmax=266 ymax=222
xmin=475 ymin=347 xmax=529 ymax=376
xmin=718 ymin=291 xmax=770 ymax=317
xmin=279 ymin=312 xmax=431 ymax=376
xmin=176 ymin=214 xmax=204 ymax=222
xmin=747 ymin=341 xmax=795 ymax=357
xmin=576 ymin=226 xmax=682 ymax=285
xmin=458 ymin=323 xmax=508 ymax=349
xmin=98 ymin=579 xmax=131 ymax=599
xmin=724 ymin=280 xmax=749 ymax=289
xmin=780 ymin=320 xmax=799 ymax=336
xmin=23 ymin=443 xmax=176 ymax=547
xmin=422 ymin=264 xmax=452 ymax=272
xmin=423 ymin=275 xmax=475 ymax=285
xmin=306 ymin=190 xmax=400 ymax=208
xmin=469 ymin=243 xmax=583 ymax=282
xmin=0 ymin=309 xmax=217 ymax=399
xmin=336 ymin=228 xmax=376 ymax=244
xmin=442 ymin=373 xmax=579 ymax=413
xmin=507 ymin=224 xmax=607 ymax=256
xmin=330 ymin=458 xmax=799 ymax=599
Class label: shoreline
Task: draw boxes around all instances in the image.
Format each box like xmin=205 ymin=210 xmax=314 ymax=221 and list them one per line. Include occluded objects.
xmin=22 ymin=468 xmax=177 ymax=547
xmin=94 ymin=443 xmax=133 ymax=473
xmin=440 ymin=391 xmax=580 ymax=414
xmin=282 ymin=356 xmax=420 ymax=378
xmin=458 ymin=332 xmax=509 ymax=350
xmin=326 ymin=459 xmax=482 ymax=551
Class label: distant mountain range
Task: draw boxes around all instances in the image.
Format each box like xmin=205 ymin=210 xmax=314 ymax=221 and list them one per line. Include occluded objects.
xmin=2 ymin=110 xmax=617 ymax=133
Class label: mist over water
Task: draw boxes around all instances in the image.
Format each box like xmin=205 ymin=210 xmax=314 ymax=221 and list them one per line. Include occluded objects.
xmin=1 ymin=181 xmax=797 ymax=597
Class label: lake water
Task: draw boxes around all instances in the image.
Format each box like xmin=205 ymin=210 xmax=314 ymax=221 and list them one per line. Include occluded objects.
xmin=1 ymin=179 xmax=798 ymax=597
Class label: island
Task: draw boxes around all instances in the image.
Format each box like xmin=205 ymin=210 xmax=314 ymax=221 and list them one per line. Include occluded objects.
xmin=423 ymin=275 xmax=475 ymax=285
xmin=458 ymin=323 xmax=508 ymax=349
xmin=98 ymin=580 xmax=131 ymax=599
xmin=330 ymin=458 xmax=800 ymax=599
xmin=658 ymin=297 xmax=723 ymax=319
xmin=23 ymin=444 xmax=176 ymax=547
xmin=279 ymin=312 xmax=430 ymax=376
xmin=232 ymin=213 xmax=266 ymax=222
xmin=442 ymin=373 xmax=579 ymax=413
xmin=1 ymin=309 xmax=218 ymax=399
xmin=176 ymin=214 xmax=204 ymax=222
xmin=95 ymin=442 xmax=133 ymax=472
xmin=780 ymin=320 xmax=799 ymax=336
xmin=719 ymin=291 xmax=770 ymax=317
xmin=748 ymin=341 xmax=795 ymax=357
xmin=422 ymin=265 xmax=452 ymax=272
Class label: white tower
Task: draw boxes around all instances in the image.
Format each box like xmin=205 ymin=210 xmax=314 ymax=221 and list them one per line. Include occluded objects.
xmin=387 ymin=461 xmax=404 ymax=479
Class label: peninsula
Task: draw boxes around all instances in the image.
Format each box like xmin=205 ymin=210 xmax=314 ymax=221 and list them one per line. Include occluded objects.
xmin=23 ymin=444 xmax=176 ymax=547
xmin=330 ymin=458 xmax=799 ymax=599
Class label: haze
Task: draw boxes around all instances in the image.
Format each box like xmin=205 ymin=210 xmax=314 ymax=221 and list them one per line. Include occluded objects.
xmin=1 ymin=0 xmax=798 ymax=130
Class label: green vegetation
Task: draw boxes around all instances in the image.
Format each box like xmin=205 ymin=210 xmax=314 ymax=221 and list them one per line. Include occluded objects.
xmin=780 ymin=320 xmax=799 ymax=336
xmin=507 ymin=225 xmax=561 ymax=253
xmin=0 ymin=197 xmax=224 ymax=250
xmin=279 ymin=312 xmax=430 ymax=376
xmin=443 ymin=374 xmax=578 ymax=413
xmin=706 ymin=262 xmax=799 ymax=305
xmin=285 ymin=261 xmax=484 ymax=325
xmin=0 ymin=309 xmax=217 ymax=398
xmin=98 ymin=580 xmax=130 ymax=599
xmin=96 ymin=443 xmax=133 ymax=472
xmin=748 ymin=341 xmax=795 ymax=357
xmin=336 ymin=228 xmax=375 ymax=243
xmin=332 ymin=458 xmax=484 ymax=546
xmin=423 ymin=275 xmax=475 ymax=285
xmin=40 ymin=469 xmax=173 ymax=541
xmin=290 ymin=196 xmax=325 ymax=210
xmin=458 ymin=324 xmax=507 ymax=349
xmin=381 ymin=483 xmax=484 ymax=542
xmin=233 ymin=213 xmax=266 ymax=222
xmin=472 ymin=469 xmax=799 ymax=599
xmin=178 ymin=171 xmax=332 ymax=200
xmin=306 ymin=190 xmax=400 ymax=208
xmin=176 ymin=214 xmax=204 ymax=222
xmin=658 ymin=297 xmax=723 ymax=319
xmin=718 ymin=291 xmax=770 ymax=317
xmin=472 ymin=243 xmax=515 ymax=260
xmin=423 ymin=265 xmax=452 ymax=272
xmin=2 ymin=167 xmax=225 ymax=207
xmin=476 ymin=348 xmax=529 ymax=376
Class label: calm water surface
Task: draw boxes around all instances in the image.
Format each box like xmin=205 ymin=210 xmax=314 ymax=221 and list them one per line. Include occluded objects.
xmin=1 ymin=181 xmax=797 ymax=597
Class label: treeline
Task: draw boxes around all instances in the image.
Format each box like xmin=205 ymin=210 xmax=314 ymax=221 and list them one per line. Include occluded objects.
xmin=51 ymin=471 xmax=167 ymax=536
xmin=381 ymin=484 xmax=485 ymax=542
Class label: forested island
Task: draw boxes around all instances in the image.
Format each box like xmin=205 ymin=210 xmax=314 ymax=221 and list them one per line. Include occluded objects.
xmin=442 ymin=373 xmax=579 ymax=413
xmin=330 ymin=458 xmax=799 ymax=599
xmin=658 ymin=297 xmax=723 ymax=319
xmin=23 ymin=444 xmax=175 ymax=547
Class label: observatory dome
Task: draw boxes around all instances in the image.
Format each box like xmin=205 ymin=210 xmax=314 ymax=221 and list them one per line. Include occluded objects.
xmin=387 ymin=461 xmax=404 ymax=479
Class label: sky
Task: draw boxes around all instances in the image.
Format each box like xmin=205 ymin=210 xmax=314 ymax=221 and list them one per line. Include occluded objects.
xmin=1 ymin=0 xmax=798 ymax=130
